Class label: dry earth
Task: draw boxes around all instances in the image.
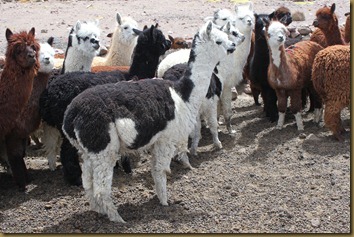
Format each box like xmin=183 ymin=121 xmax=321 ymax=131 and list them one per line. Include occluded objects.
xmin=0 ymin=0 xmax=351 ymax=234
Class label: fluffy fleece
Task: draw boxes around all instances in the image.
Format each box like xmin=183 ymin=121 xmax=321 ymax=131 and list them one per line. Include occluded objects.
xmin=265 ymin=20 xmax=323 ymax=130
xmin=39 ymin=25 xmax=171 ymax=185
xmin=0 ymin=28 xmax=40 ymax=191
xmin=61 ymin=20 xmax=100 ymax=73
xmin=312 ymin=45 xmax=350 ymax=141
xmin=62 ymin=21 xmax=236 ymax=222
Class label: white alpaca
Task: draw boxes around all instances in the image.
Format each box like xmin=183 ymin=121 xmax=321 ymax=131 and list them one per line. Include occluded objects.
xmin=61 ymin=20 xmax=100 ymax=73
xmin=217 ymin=2 xmax=255 ymax=133
xmin=91 ymin=12 xmax=138 ymax=67
xmin=62 ymin=21 xmax=236 ymax=222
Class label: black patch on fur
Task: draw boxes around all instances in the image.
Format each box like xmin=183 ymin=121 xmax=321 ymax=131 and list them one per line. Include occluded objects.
xmin=61 ymin=27 xmax=75 ymax=74
xmin=63 ymin=79 xmax=176 ymax=153
xmin=206 ymin=73 xmax=222 ymax=99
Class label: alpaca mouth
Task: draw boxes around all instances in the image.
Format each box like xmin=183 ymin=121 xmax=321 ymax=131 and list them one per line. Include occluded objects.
xmin=227 ymin=48 xmax=235 ymax=54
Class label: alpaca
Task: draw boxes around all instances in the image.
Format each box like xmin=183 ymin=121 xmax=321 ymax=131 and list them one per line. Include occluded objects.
xmin=92 ymin=24 xmax=171 ymax=77
xmin=0 ymin=27 xmax=40 ymax=190
xmin=39 ymin=25 xmax=171 ymax=185
xmin=248 ymin=8 xmax=293 ymax=122
xmin=247 ymin=6 xmax=293 ymax=112
xmin=265 ymin=20 xmax=323 ymax=130
xmin=216 ymin=2 xmax=255 ymax=133
xmin=312 ymin=45 xmax=350 ymax=141
xmin=158 ymin=35 xmax=190 ymax=63
xmin=61 ymin=20 xmax=100 ymax=73
xmin=62 ymin=21 xmax=236 ymax=222
xmin=310 ymin=3 xmax=346 ymax=47
xmin=0 ymin=37 xmax=55 ymax=191
xmin=91 ymin=12 xmax=138 ymax=67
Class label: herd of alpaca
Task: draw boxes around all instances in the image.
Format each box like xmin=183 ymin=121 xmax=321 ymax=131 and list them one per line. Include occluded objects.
xmin=0 ymin=2 xmax=350 ymax=223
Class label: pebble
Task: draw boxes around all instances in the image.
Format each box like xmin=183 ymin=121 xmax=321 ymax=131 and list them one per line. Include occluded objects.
xmin=306 ymin=133 xmax=320 ymax=141
xmin=44 ymin=204 xmax=52 ymax=210
xmin=311 ymin=218 xmax=321 ymax=228
xmin=299 ymin=133 xmax=307 ymax=139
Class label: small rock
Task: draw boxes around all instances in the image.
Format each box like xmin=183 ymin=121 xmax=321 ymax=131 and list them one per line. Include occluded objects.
xmin=224 ymin=185 xmax=232 ymax=190
xmin=331 ymin=196 xmax=341 ymax=200
xmin=343 ymin=155 xmax=350 ymax=159
xmin=231 ymin=192 xmax=238 ymax=197
xmin=41 ymin=29 xmax=48 ymax=33
xmin=44 ymin=204 xmax=52 ymax=210
xmin=297 ymin=26 xmax=312 ymax=35
xmin=299 ymin=133 xmax=307 ymax=139
xmin=292 ymin=11 xmax=306 ymax=21
xmin=74 ymin=229 xmax=82 ymax=233
xmin=311 ymin=218 xmax=321 ymax=228
xmin=306 ymin=133 xmax=320 ymax=141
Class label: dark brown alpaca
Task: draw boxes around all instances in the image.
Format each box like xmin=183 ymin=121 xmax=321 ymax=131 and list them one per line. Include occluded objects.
xmin=0 ymin=28 xmax=40 ymax=191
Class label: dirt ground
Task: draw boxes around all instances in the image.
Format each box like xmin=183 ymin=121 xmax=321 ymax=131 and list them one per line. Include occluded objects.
xmin=0 ymin=0 xmax=351 ymax=234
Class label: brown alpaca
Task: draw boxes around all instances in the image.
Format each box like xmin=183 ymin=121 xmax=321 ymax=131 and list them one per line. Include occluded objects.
xmin=265 ymin=20 xmax=323 ymax=130
xmin=0 ymin=28 xmax=40 ymax=191
xmin=168 ymin=35 xmax=189 ymax=49
xmin=245 ymin=6 xmax=292 ymax=106
xmin=90 ymin=65 xmax=129 ymax=73
xmin=312 ymin=45 xmax=350 ymax=141
xmin=310 ymin=3 xmax=346 ymax=47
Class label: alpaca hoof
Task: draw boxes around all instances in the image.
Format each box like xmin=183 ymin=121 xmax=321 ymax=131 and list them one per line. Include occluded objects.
xmin=276 ymin=125 xmax=283 ymax=130
xmin=160 ymin=201 xmax=169 ymax=206
xmin=214 ymin=142 xmax=223 ymax=150
xmin=120 ymin=156 xmax=132 ymax=174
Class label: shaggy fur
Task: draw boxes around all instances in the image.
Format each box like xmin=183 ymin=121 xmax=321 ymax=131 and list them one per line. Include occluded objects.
xmin=0 ymin=28 xmax=40 ymax=190
xmin=265 ymin=20 xmax=323 ymax=130
xmin=39 ymin=25 xmax=171 ymax=185
xmin=62 ymin=21 xmax=236 ymax=222
xmin=312 ymin=45 xmax=350 ymax=141
xmin=1 ymin=38 xmax=55 ymax=191
xmin=61 ymin=20 xmax=100 ymax=73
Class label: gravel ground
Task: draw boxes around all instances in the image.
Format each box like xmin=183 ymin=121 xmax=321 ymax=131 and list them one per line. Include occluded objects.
xmin=0 ymin=0 xmax=351 ymax=233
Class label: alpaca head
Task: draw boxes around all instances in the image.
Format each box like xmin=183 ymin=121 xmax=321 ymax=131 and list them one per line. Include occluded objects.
xmin=192 ymin=21 xmax=236 ymax=61
xmin=269 ymin=6 xmax=292 ymax=26
xmin=207 ymin=8 xmax=235 ymax=26
xmin=5 ymin=27 xmax=40 ymax=69
xmin=313 ymin=3 xmax=338 ymax=30
xmin=168 ymin=35 xmax=189 ymax=49
xmin=265 ymin=20 xmax=289 ymax=49
xmin=115 ymin=12 xmax=139 ymax=45
xmin=234 ymin=2 xmax=255 ymax=34
xmin=220 ymin=21 xmax=245 ymax=47
xmin=38 ymin=37 xmax=55 ymax=73
xmin=133 ymin=24 xmax=171 ymax=57
xmin=69 ymin=20 xmax=100 ymax=57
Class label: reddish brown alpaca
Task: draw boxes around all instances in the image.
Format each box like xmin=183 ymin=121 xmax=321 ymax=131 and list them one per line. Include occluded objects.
xmin=311 ymin=3 xmax=346 ymax=47
xmin=0 ymin=28 xmax=40 ymax=191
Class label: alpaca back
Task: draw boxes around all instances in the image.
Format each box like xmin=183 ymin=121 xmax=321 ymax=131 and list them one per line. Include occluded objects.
xmin=62 ymin=20 xmax=100 ymax=73
xmin=104 ymin=13 xmax=138 ymax=66
xmin=0 ymin=28 xmax=40 ymax=138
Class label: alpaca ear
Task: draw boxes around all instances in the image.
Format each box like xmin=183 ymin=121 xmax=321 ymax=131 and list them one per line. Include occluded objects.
xmin=330 ymin=3 xmax=336 ymax=14
xmin=116 ymin=12 xmax=122 ymax=25
xmin=248 ymin=2 xmax=254 ymax=11
xmin=5 ymin=28 xmax=13 ymax=42
xmin=155 ymin=23 xmax=159 ymax=28
xmin=133 ymin=28 xmax=142 ymax=35
xmin=29 ymin=27 xmax=35 ymax=37
xmin=269 ymin=11 xmax=275 ymax=20
xmin=75 ymin=21 xmax=81 ymax=32
xmin=168 ymin=35 xmax=174 ymax=43
xmin=47 ymin=36 xmax=54 ymax=46
xmin=234 ymin=5 xmax=239 ymax=14
xmin=206 ymin=21 xmax=213 ymax=37
xmin=143 ymin=25 xmax=148 ymax=30
xmin=225 ymin=21 xmax=231 ymax=32
xmin=263 ymin=17 xmax=270 ymax=28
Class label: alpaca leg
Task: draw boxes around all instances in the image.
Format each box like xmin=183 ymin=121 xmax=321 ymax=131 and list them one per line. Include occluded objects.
xmin=175 ymin=140 xmax=193 ymax=169
xmin=220 ymin=89 xmax=235 ymax=133
xmin=314 ymin=108 xmax=323 ymax=123
xmin=206 ymin=103 xmax=222 ymax=149
xmin=294 ymin=112 xmax=304 ymax=131
xmin=6 ymin=135 xmax=29 ymax=191
xmin=324 ymin=103 xmax=345 ymax=141
xmin=266 ymin=88 xmax=279 ymax=123
xmin=276 ymin=112 xmax=285 ymax=130
xmin=190 ymin=117 xmax=202 ymax=156
xmin=60 ymin=137 xmax=82 ymax=186
xmin=81 ymin=158 xmax=96 ymax=211
xmin=41 ymin=123 xmax=62 ymax=171
xmin=151 ymin=142 xmax=174 ymax=206
xmin=276 ymin=92 xmax=287 ymax=129
xmin=91 ymin=152 xmax=125 ymax=223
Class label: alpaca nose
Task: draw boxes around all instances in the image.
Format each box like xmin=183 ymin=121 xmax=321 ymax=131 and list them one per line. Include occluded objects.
xmin=313 ymin=19 xmax=319 ymax=27
xmin=278 ymin=35 xmax=284 ymax=42
xmin=247 ymin=19 xmax=252 ymax=26
xmin=28 ymin=52 xmax=35 ymax=59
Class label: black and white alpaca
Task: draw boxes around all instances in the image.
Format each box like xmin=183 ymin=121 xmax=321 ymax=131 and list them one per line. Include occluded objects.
xmin=62 ymin=21 xmax=236 ymax=222
xmin=39 ymin=25 xmax=171 ymax=185
xmin=61 ymin=20 xmax=100 ymax=73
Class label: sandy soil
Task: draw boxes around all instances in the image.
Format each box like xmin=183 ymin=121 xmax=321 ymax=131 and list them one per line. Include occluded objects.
xmin=0 ymin=0 xmax=351 ymax=233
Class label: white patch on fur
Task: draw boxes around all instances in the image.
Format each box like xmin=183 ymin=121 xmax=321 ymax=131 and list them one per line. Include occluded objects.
xmin=267 ymin=21 xmax=288 ymax=68
xmin=314 ymin=108 xmax=323 ymax=123
xmin=276 ymin=112 xmax=285 ymax=129
xmin=115 ymin=118 xmax=138 ymax=146
xmin=294 ymin=112 xmax=304 ymax=130
xmin=157 ymin=48 xmax=191 ymax=77
xmin=41 ymin=122 xmax=62 ymax=171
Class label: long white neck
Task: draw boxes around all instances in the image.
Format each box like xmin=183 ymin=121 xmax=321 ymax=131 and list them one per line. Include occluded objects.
xmin=269 ymin=44 xmax=282 ymax=68
xmin=63 ymin=47 xmax=94 ymax=73
xmin=105 ymin=32 xmax=137 ymax=66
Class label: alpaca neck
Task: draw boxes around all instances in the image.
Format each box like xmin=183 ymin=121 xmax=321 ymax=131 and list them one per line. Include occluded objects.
xmin=32 ymin=72 xmax=51 ymax=102
xmin=62 ymin=47 xmax=94 ymax=73
xmin=323 ymin=25 xmax=345 ymax=46
xmin=128 ymin=46 xmax=159 ymax=79
xmin=105 ymin=34 xmax=137 ymax=66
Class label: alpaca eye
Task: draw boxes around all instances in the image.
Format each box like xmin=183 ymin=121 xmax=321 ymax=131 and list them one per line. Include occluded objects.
xmin=239 ymin=17 xmax=244 ymax=20
xmin=124 ymin=27 xmax=128 ymax=30
xmin=216 ymin=41 xmax=222 ymax=45
xmin=222 ymin=18 xmax=227 ymax=21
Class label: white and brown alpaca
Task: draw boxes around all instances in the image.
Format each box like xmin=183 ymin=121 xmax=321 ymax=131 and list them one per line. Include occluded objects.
xmin=61 ymin=20 xmax=100 ymax=73
xmin=62 ymin=21 xmax=236 ymax=222
xmin=91 ymin=12 xmax=138 ymax=67
xmin=265 ymin=20 xmax=323 ymax=130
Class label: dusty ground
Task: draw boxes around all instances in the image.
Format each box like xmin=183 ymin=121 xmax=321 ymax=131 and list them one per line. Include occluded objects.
xmin=0 ymin=0 xmax=351 ymax=234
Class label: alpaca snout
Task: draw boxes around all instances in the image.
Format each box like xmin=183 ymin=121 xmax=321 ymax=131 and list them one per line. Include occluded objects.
xmin=165 ymin=40 xmax=172 ymax=50
xmin=277 ymin=35 xmax=284 ymax=42
xmin=227 ymin=43 xmax=236 ymax=54
xmin=313 ymin=19 xmax=319 ymax=27
xmin=90 ymin=38 xmax=100 ymax=50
